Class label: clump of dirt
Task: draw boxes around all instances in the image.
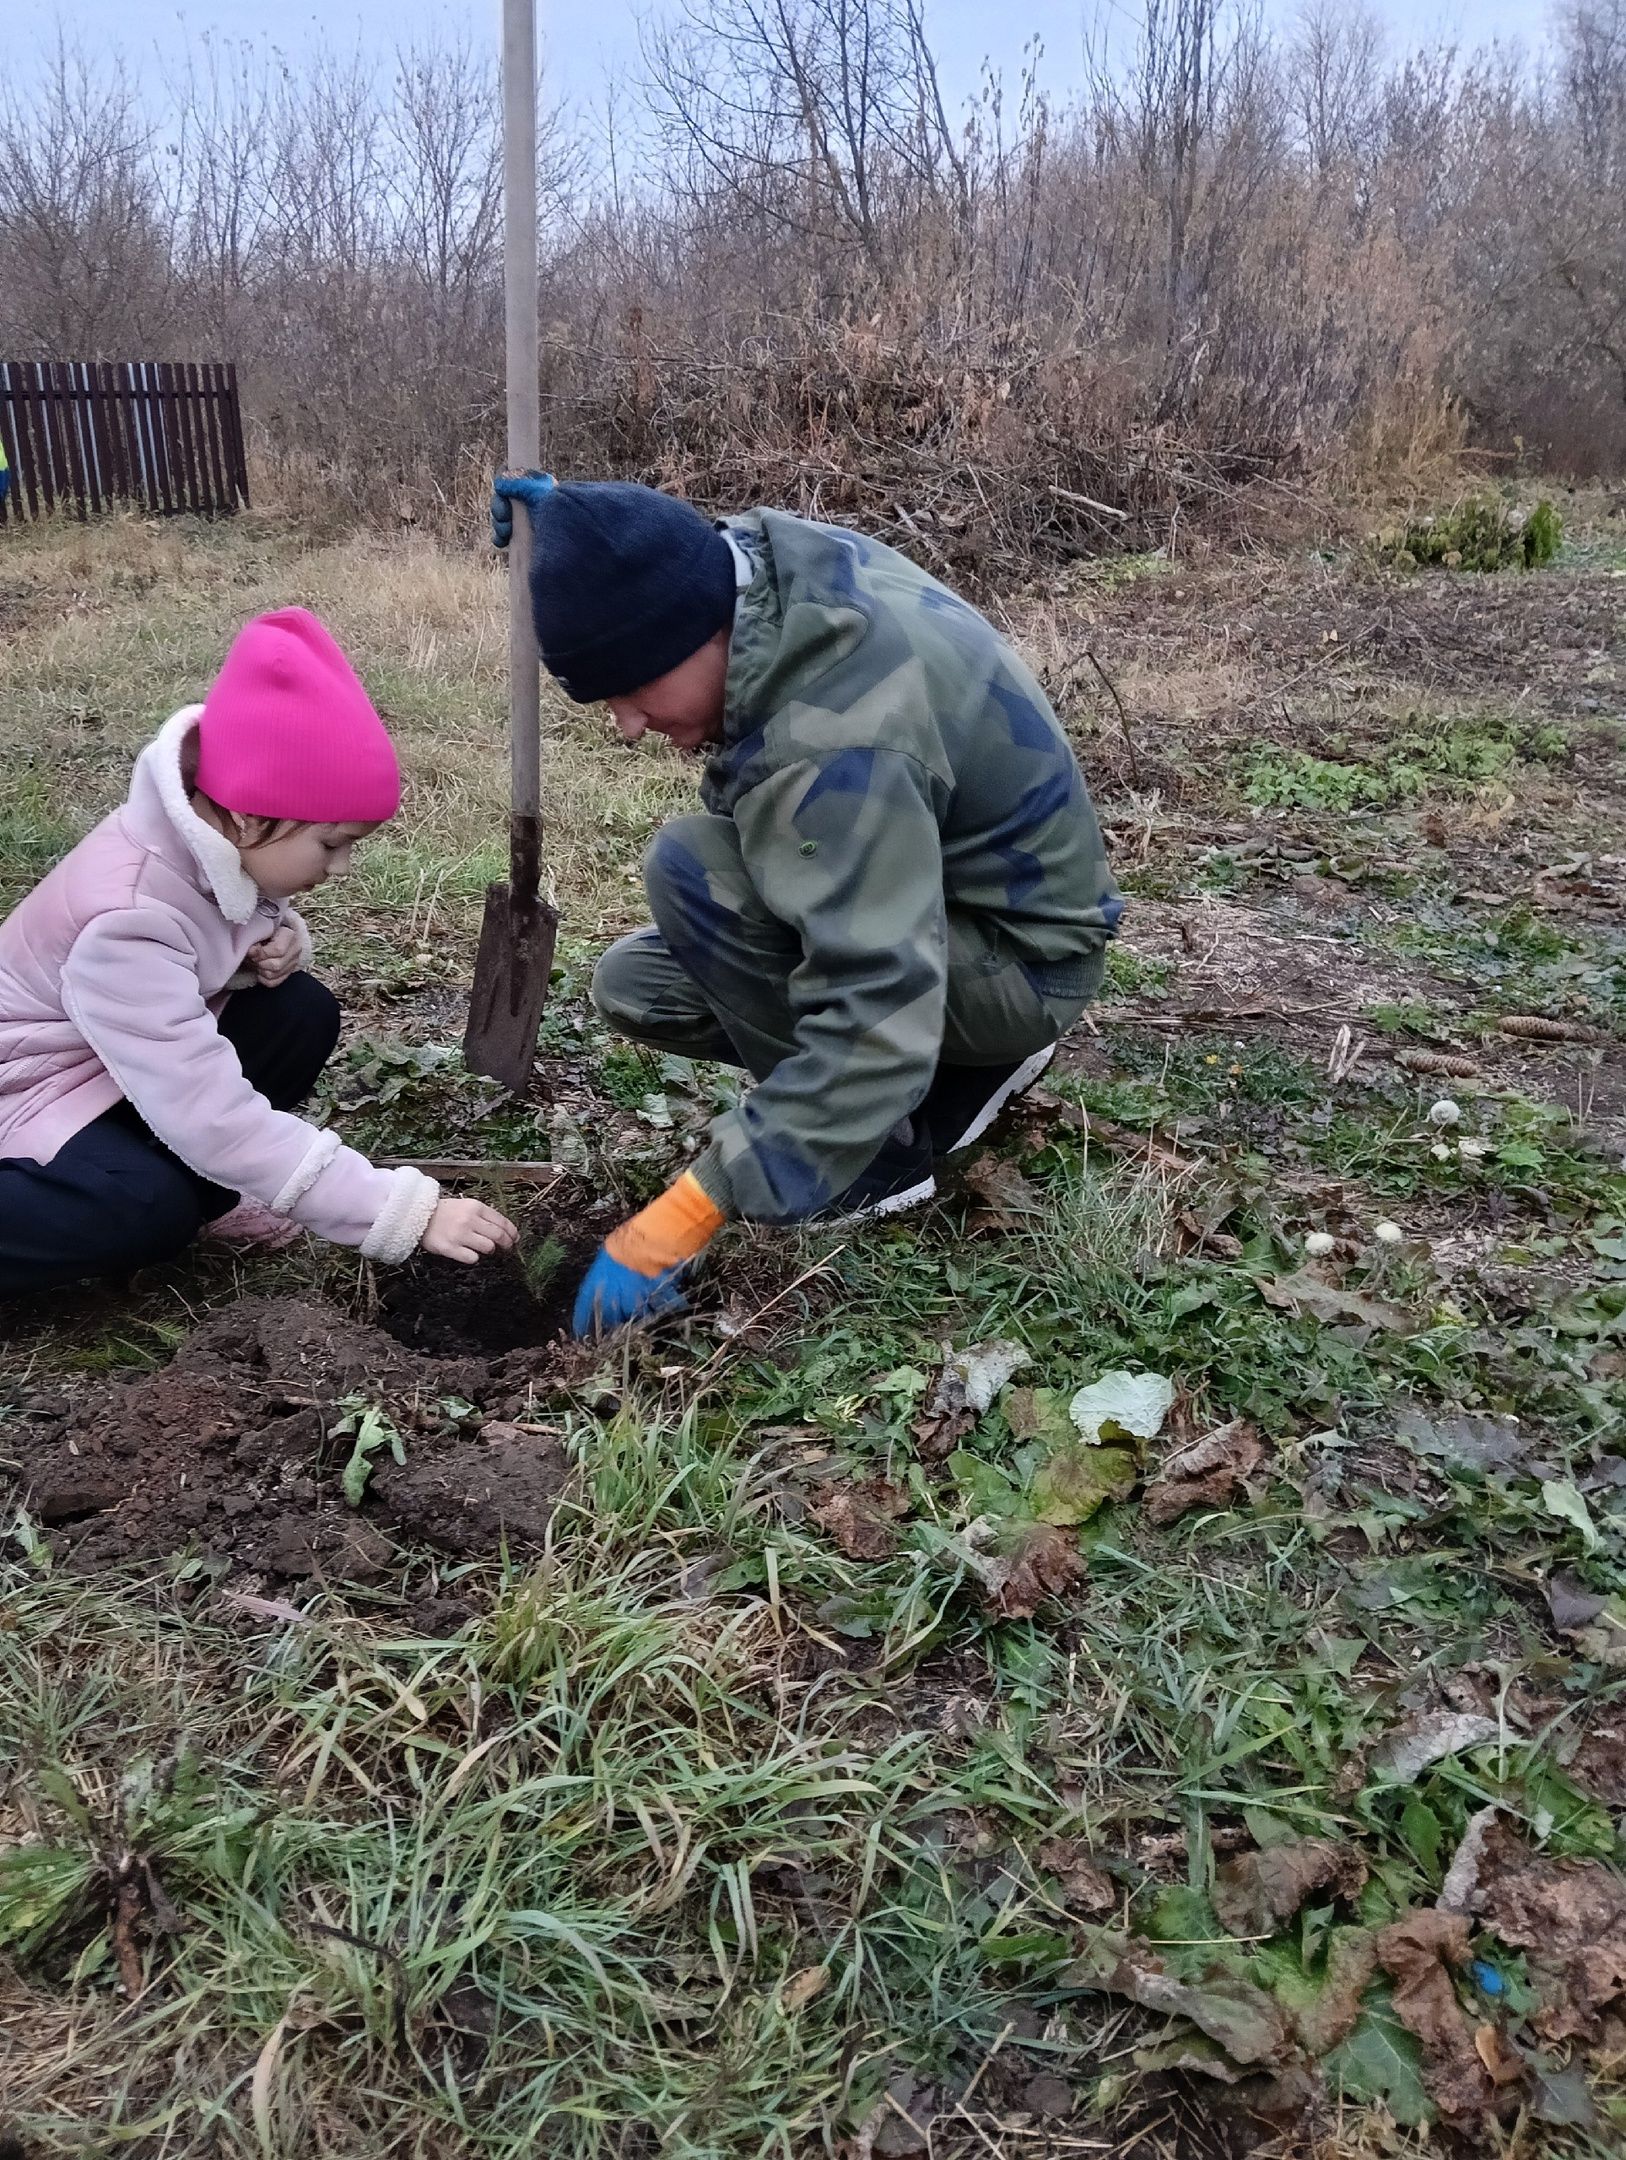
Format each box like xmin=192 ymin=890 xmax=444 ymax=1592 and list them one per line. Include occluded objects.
xmin=8 ymin=1293 xmax=592 ymax=1583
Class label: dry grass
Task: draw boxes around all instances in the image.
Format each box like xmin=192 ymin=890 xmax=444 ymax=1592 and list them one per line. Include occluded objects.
xmin=0 ymin=512 xmax=695 ymax=946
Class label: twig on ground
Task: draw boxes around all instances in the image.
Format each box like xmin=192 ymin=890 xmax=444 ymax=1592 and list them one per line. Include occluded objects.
xmin=1084 ymin=647 xmax=1141 ymax=790
xmin=378 ymin=1158 xmax=564 ymax=1184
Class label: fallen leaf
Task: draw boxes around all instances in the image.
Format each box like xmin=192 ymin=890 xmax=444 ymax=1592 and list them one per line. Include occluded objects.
xmin=913 ymin=1339 xmax=1030 ymax=1456
xmin=1255 ymin=1268 xmax=1414 ymax=1334
xmin=977 ymin=1521 xmax=1084 ymax=1619
xmin=1069 ymin=1369 xmax=1175 ymax=1445
xmin=779 ymin=1963 xmax=830 ymax=2012
xmin=1369 ymin=1711 xmax=1500 ymax=1786
xmin=1030 ymin=1440 xmax=1138 ymax=1525
xmin=1145 ymin=1419 xmax=1263 ymax=1526
xmin=1473 ymin=1827 xmax=1626 ymax=2045
xmin=1546 ymin=1574 xmax=1626 ymax=1665
xmin=1273 ymin=1927 xmax=1379 ymax=2057
xmin=1133 ymin=2030 xmax=1248 ymax=2082
xmin=1474 ymin=2023 xmax=1525 ymax=2086
xmin=1064 ymin=1929 xmax=1290 ymax=2068
xmin=1176 ymin=1207 xmax=1244 ymax=1260
xmin=1531 ymin=2060 xmax=1599 ymax=2128
xmin=1437 ymin=1805 xmax=1500 ymax=1913
xmin=1395 ymin=1403 xmax=1528 ymax=1473
xmin=962 ymin=1155 xmax=1042 ymax=1230
xmin=1376 ymin=1910 xmax=1513 ymax=2122
xmin=808 ymin=1477 xmax=911 ymax=1560
xmin=1323 ymin=1992 xmax=1430 ymax=2126
xmin=1036 ymin=1837 xmax=1117 ymax=1917
xmin=1213 ymin=1836 xmax=1367 ymax=1938
xmin=1540 ymin=1479 xmax=1599 ymax=1550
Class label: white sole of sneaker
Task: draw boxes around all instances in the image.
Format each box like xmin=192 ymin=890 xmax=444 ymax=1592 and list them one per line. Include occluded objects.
xmin=944 ymin=1042 xmax=1057 ymax=1154
xmin=827 ymin=1171 xmax=939 ymax=1226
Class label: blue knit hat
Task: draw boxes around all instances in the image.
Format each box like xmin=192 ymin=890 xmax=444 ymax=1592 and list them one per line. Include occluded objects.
xmin=526 ymin=480 xmax=738 ymax=704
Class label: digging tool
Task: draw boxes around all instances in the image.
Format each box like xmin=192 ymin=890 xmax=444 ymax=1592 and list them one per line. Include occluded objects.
xmin=464 ymin=0 xmax=558 ymax=1093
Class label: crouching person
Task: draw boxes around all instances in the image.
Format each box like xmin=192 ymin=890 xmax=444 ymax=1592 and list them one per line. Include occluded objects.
xmin=0 ymin=608 xmax=517 ymax=1296
xmin=491 ymin=475 xmax=1121 ymax=1335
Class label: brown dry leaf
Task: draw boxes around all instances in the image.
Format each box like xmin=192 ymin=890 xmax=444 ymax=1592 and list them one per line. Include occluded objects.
xmin=1291 ymin=1928 xmax=1378 ymax=2057
xmin=1176 ymin=1208 xmax=1244 ymax=1260
xmin=1212 ymin=1836 xmax=1367 ymax=1938
xmin=1497 ymin=1014 xmax=1603 ymax=1044
xmin=1144 ymin=1419 xmax=1263 ymax=1527
xmin=1064 ymin=1928 xmax=1291 ymax=2068
xmin=962 ymin=1154 xmax=1042 ymax=1231
xmin=1395 ymin=1048 xmax=1481 ymax=1079
xmin=1254 ymin=1267 xmax=1414 ymax=1334
xmin=1036 ymin=1836 xmax=1117 ymax=1917
xmin=980 ymin=1523 xmax=1084 ymax=1619
xmin=808 ymin=1477 xmax=911 ymax=1561
xmin=1473 ymin=1827 xmax=1626 ymax=2045
xmin=1474 ymin=2024 xmax=1525 ymax=2087
xmin=780 ymin=1963 xmax=831 ymax=2013
xmin=1376 ymin=1909 xmax=1513 ymax=2123
xmin=912 ymin=1339 xmax=1029 ymax=1458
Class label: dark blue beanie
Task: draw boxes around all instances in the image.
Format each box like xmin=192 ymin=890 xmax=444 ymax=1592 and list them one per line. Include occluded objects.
xmin=526 ymin=481 xmax=738 ymax=704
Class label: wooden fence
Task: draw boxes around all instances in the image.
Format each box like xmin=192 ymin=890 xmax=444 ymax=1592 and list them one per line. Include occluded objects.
xmin=0 ymin=360 xmax=249 ymax=523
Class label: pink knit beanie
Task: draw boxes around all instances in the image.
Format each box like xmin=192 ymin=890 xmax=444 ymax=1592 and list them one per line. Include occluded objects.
xmin=196 ymin=608 xmax=401 ymax=824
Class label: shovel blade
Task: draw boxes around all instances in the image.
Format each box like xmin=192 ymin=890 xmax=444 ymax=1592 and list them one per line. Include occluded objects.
xmin=463 ymin=881 xmax=559 ymax=1094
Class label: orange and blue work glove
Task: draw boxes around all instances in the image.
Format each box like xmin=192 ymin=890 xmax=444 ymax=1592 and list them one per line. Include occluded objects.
xmin=572 ymin=1172 xmax=725 ymax=1337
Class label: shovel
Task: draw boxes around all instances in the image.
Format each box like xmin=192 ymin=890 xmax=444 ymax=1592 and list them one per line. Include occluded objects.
xmin=464 ymin=0 xmax=558 ymax=1094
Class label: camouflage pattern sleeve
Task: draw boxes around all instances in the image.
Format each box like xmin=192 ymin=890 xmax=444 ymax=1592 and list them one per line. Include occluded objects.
xmin=688 ymin=747 xmax=950 ymax=1222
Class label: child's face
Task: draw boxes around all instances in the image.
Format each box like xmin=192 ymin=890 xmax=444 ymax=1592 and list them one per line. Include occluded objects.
xmin=241 ymin=820 xmax=381 ymax=900
xmin=606 ymin=630 xmax=730 ymax=754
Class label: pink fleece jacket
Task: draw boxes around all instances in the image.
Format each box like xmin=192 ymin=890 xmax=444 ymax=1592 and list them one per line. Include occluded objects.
xmin=0 ymin=707 xmax=440 ymax=1261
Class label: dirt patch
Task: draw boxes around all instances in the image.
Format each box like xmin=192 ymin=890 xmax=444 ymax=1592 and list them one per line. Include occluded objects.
xmin=376 ymin=1234 xmax=597 ymax=1356
xmin=7 ymin=1293 xmax=587 ymax=1582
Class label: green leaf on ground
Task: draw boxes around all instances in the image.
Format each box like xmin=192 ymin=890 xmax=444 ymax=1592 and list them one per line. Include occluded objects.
xmin=1324 ymin=1990 xmax=1431 ymax=2126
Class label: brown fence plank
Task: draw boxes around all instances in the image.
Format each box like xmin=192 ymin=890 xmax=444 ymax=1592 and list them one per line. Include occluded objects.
xmin=223 ymin=361 xmax=250 ymax=506
xmin=0 ymin=364 xmax=17 ymax=524
xmin=99 ymin=362 xmax=131 ymax=505
xmin=0 ymin=359 xmax=248 ymax=521
xmin=202 ymin=363 xmax=231 ymax=513
xmin=190 ymin=360 xmax=223 ymax=514
xmin=79 ymin=361 xmax=109 ymax=513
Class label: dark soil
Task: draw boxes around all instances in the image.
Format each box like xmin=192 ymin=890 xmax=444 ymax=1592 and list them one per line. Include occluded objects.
xmin=6 ymin=1292 xmax=591 ymax=1582
xmin=377 ymin=1233 xmax=597 ymax=1356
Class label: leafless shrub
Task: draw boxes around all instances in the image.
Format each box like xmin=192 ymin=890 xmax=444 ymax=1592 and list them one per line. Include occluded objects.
xmin=2 ymin=3 xmax=1624 ymax=549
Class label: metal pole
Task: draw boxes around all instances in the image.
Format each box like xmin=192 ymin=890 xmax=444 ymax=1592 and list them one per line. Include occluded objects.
xmin=503 ymin=0 xmax=542 ymax=860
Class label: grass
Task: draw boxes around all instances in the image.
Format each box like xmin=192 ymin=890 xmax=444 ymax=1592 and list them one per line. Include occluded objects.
xmin=3 ymin=508 xmax=1625 ymax=2154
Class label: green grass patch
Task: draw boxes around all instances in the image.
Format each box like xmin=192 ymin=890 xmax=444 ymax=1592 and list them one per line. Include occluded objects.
xmin=1371 ymin=494 xmax=1563 ymax=572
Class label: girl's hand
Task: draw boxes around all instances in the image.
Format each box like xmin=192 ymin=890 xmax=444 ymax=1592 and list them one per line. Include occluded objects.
xmin=248 ymin=924 xmax=304 ymax=988
xmin=421 ymin=1197 xmax=519 ymax=1264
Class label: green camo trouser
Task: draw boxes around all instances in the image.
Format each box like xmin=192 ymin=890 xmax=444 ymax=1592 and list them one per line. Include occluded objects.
xmin=592 ymin=812 xmax=1096 ymax=1086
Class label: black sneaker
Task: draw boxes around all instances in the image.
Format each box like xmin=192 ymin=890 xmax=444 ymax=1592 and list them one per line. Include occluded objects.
xmin=819 ymin=1122 xmax=937 ymax=1222
xmin=918 ymin=1044 xmax=1057 ymax=1157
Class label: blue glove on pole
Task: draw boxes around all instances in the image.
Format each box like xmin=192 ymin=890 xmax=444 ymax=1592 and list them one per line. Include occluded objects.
xmin=491 ymin=469 xmax=556 ymax=550
xmin=571 ymin=1247 xmax=690 ymax=1336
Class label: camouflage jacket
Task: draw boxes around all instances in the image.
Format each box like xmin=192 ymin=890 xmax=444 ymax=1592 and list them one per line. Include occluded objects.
xmin=687 ymin=510 xmax=1119 ymax=1221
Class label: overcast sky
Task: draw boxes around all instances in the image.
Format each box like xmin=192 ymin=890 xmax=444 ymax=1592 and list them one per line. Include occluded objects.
xmin=14 ymin=0 xmax=1560 ymax=116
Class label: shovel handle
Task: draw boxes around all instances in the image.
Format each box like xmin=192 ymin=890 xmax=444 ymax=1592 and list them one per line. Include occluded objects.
xmin=504 ymin=0 xmax=542 ymax=881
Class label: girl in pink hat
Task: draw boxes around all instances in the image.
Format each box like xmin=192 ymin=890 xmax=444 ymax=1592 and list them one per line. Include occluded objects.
xmin=0 ymin=607 xmax=517 ymax=1294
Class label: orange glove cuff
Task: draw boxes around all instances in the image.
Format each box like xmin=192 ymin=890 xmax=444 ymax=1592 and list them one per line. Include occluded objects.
xmin=604 ymin=1171 xmax=725 ymax=1280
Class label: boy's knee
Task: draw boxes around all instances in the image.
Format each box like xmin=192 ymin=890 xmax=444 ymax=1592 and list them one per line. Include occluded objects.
xmin=590 ymin=935 xmax=653 ymax=1032
xmin=643 ymin=817 xmax=747 ymax=944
